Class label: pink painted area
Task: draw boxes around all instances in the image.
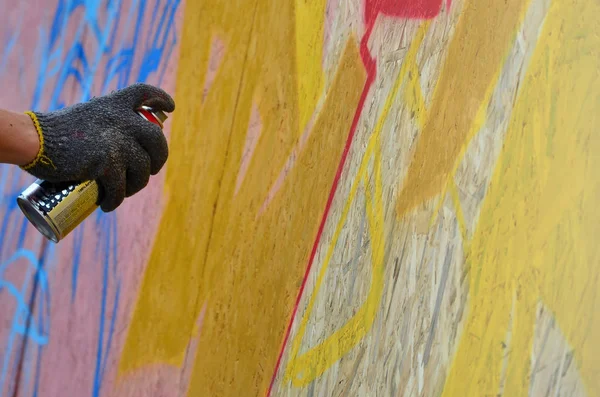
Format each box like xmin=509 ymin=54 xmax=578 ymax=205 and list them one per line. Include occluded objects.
xmin=322 ymin=0 xmax=340 ymax=66
xmin=202 ymin=36 xmax=226 ymax=102
xmin=258 ymin=113 xmax=316 ymax=216
xmin=0 ymin=0 xmax=185 ymax=396
xmin=235 ymin=102 xmax=262 ymax=196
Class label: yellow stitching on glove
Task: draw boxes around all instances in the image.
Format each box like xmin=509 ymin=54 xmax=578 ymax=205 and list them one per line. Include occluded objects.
xmin=22 ymin=111 xmax=56 ymax=171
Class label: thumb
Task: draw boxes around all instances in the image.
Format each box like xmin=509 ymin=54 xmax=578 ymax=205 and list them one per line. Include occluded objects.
xmin=114 ymin=82 xmax=176 ymax=113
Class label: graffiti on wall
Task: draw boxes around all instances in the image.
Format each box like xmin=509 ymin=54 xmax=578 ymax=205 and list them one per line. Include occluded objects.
xmin=0 ymin=0 xmax=598 ymax=396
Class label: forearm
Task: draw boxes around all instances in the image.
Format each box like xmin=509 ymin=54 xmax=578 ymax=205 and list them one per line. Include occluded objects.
xmin=0 ymin=109 xmax=40 ymax=166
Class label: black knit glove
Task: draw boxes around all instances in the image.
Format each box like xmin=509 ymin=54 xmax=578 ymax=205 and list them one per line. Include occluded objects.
xmin=22 ymin=83 xmax=175 ymax=212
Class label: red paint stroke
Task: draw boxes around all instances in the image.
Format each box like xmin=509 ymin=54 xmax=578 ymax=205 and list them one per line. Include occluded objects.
xmin=365 ymin=0 xmax=451 ymax=25
xmin=267 ymin=0 xmax=449 ymax=394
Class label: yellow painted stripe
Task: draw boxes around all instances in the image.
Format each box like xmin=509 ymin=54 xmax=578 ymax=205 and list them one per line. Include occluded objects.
xmin=119 ymin=2 xmax=366 ymax=395
xmin=396 ymin=0 xmax=531 ymax=220
xmin=119 ymin=0 xmax=261 ymax=373
xmin=295 ymin=0 xmax=327 ymax=135
xmin=284 ymin=22 xmax=430 ymax=387
xmin=443 ymin=0 xmax=600 ymax=394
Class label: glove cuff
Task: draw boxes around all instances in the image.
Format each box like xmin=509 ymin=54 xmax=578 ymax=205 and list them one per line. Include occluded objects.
xmin=21 ymin=111 xmax=57 ymax=172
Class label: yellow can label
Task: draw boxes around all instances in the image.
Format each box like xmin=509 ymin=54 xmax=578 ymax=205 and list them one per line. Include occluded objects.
xmin=47 ymin=180 xmax=99 ymax=238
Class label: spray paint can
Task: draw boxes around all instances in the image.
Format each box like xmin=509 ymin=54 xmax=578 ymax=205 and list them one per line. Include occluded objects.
xmin=16 ymin=106 xmax=168 ymax=243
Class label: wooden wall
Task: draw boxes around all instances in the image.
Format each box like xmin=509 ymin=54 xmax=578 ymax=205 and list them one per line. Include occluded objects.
xmin=0 ymin=0 xmax=598 ymax=396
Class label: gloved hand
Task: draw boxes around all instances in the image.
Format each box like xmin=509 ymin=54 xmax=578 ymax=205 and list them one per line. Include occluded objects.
xmin=22 ymin=83 xmax=175 ymax=212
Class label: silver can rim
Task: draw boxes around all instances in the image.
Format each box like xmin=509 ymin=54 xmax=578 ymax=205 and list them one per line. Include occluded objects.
xmin=17 ymin=194 xmax=61 ymax=243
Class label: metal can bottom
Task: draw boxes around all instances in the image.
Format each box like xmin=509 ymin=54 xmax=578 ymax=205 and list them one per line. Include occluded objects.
xmin=17 ymin=195 xmax=60 ymax=243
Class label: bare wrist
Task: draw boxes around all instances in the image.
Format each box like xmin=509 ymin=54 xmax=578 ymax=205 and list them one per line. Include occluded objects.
xmin=15 ymin=112 xmax=41 ymax=166
xmin=0 ymin=109 xmax=41 ymax=166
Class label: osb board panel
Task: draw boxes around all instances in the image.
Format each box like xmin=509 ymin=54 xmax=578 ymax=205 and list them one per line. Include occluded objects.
xmin=0 ymin=0 xmax=598 ymax=396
